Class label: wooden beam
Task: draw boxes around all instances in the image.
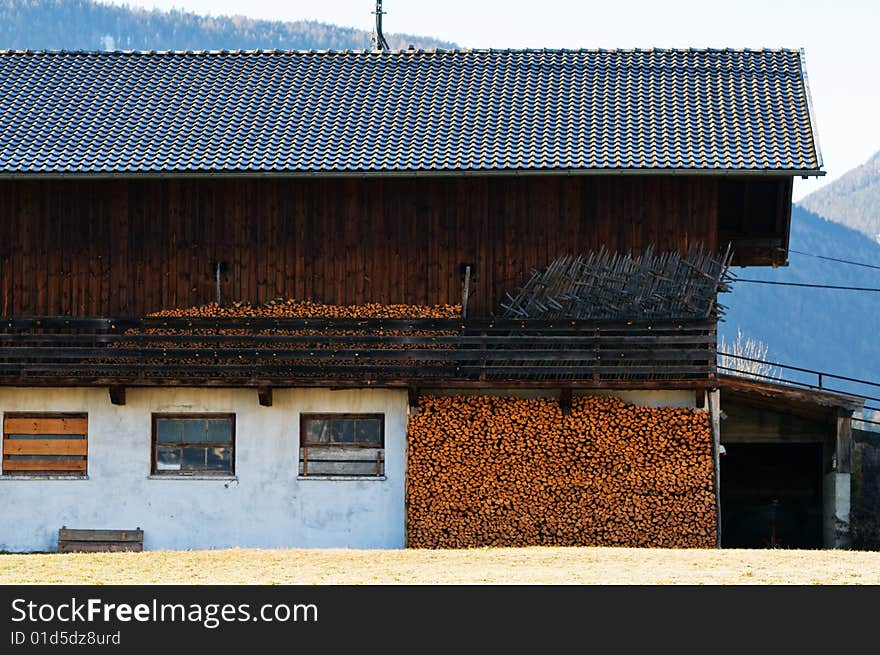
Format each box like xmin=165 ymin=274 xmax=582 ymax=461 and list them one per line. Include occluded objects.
xmin=58 ymin=528 xmax=143 ymax=542
xmin=58 ymin=541 xmax=142 ymax=553
xmin=1 ymin=459 xmax=86 ymax=472
xmin=559 ymin=388 xmax=572 ymax=417
xmin=109 ymin=386 xmax=126 ymax=406
xmin=720 ymin=389 xmax=837 ymax=425
xmin=408 ymin=386 xmax=420 ymax=416
xmin=460 ymin=263 xmax=472 ymax=319
xmin=836 ymin=410 xmax=853 ymax=474
xmin=3 ymin=438 xmax=87 ymax=456
xmin=707 ymin=389 xmax=722 ymax=548
xmin=258 ymin=385 xmax=273 ymax=407
xmin=0 ymin=377 xmax=715 ymax=390
xmin=3 ymin=417 xmax=87 ymax=435
xmin=777 ymin=176 xmax=793 ymax=266
xmin=2 ymin=315 xmax=716 ymax=331
xmin=719 ymin=374 xmax=864 ymax=413
xmin=58 ymin=527 xmax=144 ymax=553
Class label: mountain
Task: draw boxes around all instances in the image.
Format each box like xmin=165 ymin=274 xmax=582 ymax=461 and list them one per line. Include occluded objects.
xmin=0 ymin=0 xmax=456 ymax=51
xmin=719 ymin=204 xmax=880 ymax=398
xmin=800 ymin=150 xmax=880 ymax=243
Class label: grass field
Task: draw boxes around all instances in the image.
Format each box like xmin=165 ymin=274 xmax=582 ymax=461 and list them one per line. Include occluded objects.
xmin=2 ymin=546 xmax=880 ymax=584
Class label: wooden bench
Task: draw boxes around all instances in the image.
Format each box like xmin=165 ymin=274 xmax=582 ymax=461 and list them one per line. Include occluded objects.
xmin=58 ymin=527 xmax=144 ymax=553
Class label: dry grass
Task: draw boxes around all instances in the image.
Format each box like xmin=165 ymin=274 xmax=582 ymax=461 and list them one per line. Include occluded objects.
xmin=2 ymin=547 xmax=880 ymax=585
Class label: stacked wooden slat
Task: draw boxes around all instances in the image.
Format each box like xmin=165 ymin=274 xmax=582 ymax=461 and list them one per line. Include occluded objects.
xmin=2 ymin=416 xmax=88 ymax=475
xmin=406 ymin=394 xmax=716 ymax=548
xmin=500 ymin=244 xmax=733 ymax=320
xmin=57 ymin=528 xmax=143 ymax=553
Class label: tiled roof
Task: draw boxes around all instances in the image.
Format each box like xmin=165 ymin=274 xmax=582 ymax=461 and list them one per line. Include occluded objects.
xmin=0 ymin=48 xmax=822 ymax=175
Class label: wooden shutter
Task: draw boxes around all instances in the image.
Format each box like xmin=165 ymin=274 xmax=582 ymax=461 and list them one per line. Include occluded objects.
xmin=2 ymin=415 xmax=88 ymax=475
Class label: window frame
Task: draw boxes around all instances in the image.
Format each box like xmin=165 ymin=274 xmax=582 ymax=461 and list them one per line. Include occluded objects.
xmin=150 ymin=413 xmax=236 ymax=477
xmin=1 ymin=412 xmax=89 ymax=478
xmin=299 ymin=413 xmax=385 ymax=478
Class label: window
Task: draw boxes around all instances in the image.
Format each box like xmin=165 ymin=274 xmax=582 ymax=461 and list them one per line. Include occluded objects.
xmin=300 ymin=414 xmax=384 ymax=477
xmin=2 ymin=414 xmax=88 ymax=476
xmin=151 ymin=414 xmax=235 ymax=476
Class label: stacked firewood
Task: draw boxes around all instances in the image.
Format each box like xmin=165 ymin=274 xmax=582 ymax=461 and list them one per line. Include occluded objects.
xmin=145 ymin=299 xmax=462 ymax=319
xmin=406 ymin=394 xmax=716 ymax=549
xmin=109 ymin=299 xmax=462 ymax=379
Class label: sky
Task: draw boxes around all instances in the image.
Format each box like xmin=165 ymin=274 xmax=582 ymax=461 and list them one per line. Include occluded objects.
xmin=102 ymin=0 xmax=880 ymax=201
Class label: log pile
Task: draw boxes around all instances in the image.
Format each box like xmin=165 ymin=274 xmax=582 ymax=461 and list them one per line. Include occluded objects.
xmin=406 ymin=394 xmax=716 ymax=548
xmin=108 ymin=299 xmax=462 ymax=379
xmin=145 ymin=298 xmax=462 ymax=319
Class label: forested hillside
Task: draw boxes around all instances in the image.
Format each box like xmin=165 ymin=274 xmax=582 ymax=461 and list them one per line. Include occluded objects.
xmin=800 ymin=150 xmax=880 ymax=242
xmin=0 ymin=0 xmax=456 ymax=51
xmin=720 ymin=205 xmax=880 ymax=395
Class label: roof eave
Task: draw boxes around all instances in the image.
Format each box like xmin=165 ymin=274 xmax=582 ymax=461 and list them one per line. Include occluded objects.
xmin=719 ymin=374 xmax=865 ymax=413
xmin=799 ymin=48 xmax=825 ymax=171
xmin=0 ymin=167 xmax=827 ymax=180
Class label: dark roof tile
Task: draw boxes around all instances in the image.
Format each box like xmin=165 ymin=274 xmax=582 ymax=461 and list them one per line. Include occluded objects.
xmin=0 ymin=48 xmax=821 ymax=174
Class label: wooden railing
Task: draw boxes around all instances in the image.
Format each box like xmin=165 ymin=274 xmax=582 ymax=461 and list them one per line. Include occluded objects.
xmin=0 ymin=317 xmax=716 ymax=388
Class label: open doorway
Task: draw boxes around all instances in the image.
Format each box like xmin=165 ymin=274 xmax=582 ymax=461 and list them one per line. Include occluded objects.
xmin=720 ymin=443 xmax=824 ymax=549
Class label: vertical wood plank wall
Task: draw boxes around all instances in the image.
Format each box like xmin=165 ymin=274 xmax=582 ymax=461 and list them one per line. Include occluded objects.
xmin=0 ymin=175 xmax=720 ymax=317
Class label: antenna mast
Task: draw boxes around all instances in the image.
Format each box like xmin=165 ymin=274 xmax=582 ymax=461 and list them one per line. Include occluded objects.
xmin=371 ymin=0 xmax=389 ymax=51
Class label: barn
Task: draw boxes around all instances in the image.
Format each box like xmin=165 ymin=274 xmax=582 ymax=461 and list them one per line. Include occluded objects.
xmin=0 ymin=47 xmax=828 ymax=551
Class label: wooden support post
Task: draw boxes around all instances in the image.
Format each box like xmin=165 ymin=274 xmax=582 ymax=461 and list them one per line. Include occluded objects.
xmin=461 ymin=264 xmax=472 ymax=319
xmin=836 ymin=409 xmax=852 ymax=474
xmin=559 ymin=388 xmax=572 ymax=417
xmin=109 ymin=386 xmax=126 ymax=406
xmin=695 ymin=388 xmax=706 ymax=409
xmin=707 ymin=388 xmax=722 ymax=548
xmin=258 ymin=385 xmax=273 ymax=407
xmin=479 ymin=330 xmax=487 ymax=382
xmin=408 ymin=386 xmax=420 ymax=416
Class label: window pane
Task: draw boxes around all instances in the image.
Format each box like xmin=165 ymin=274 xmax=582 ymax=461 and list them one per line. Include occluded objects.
xmin=206 ymin=447 xmax=232 ymax=472
xmin=182 ymin=419 xmax=207 ymax=442
xmin=181 ymin=447 xmax=207 ymax=471
xmin=304 ymin=419 xmax=329 ymax=445
xmin=355 ymin=419 xmax=382 ymax=446
xmin=207 ymin=419 xmax=233 ymax=442
xmin=156 ymin=419 xmax=182 ymax=443
xmin=156 ymin=447 xmax=181 ymax=471
xmin=331 ymin=419 xmax=355 ymax=443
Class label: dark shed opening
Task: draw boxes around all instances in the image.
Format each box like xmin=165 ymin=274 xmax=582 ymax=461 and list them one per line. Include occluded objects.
xmin=718 ymin=375 xmax=863 ymax=550
xmin=720 ymin=443 xmax=823 ymax=549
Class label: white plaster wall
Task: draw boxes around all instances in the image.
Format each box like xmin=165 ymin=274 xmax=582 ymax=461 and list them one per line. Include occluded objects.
xmin=428 ymin=388 xmax=697 ymax=408
xmin=823 ymin=472 xmax=852 ymax=549
xmin=577 ymin=389 xmax=698 ymax=408
xmin=0 ymin=387 xmax=407 ymax=552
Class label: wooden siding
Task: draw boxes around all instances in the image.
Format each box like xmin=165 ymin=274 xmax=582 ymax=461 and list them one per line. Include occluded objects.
xmin=0 ymin=175 xmax=723 ymax=318
xmin=719 ymin=177 xmax=793 ymax=266
xmin=721 ymin=401 xmax=832 ymax=444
